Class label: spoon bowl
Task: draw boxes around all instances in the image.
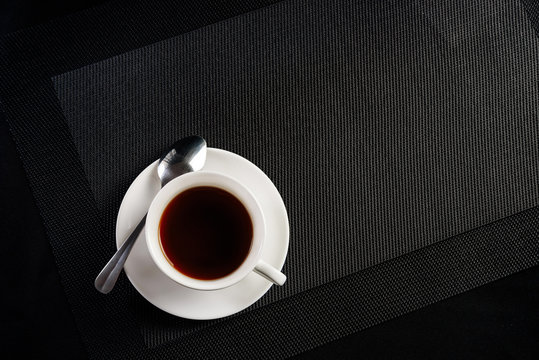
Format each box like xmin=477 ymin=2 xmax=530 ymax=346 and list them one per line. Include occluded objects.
xmin=158 ymin=136 xmax=207 ymax=186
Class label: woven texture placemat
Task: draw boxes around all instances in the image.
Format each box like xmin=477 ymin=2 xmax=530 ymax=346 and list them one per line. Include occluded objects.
xmin=2 ymin=0 xmax=539 ymax=358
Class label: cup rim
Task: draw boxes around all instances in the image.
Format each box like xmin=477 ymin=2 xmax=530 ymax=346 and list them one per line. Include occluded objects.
xmin=145 ymin=171 xmax=265 ymax=291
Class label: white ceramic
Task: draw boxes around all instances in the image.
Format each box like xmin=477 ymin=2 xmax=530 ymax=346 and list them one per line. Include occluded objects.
xmin=145 ymin=171 xmax=286 ymax=290
xmin=116 ymin=148 xmax=289 ymax=319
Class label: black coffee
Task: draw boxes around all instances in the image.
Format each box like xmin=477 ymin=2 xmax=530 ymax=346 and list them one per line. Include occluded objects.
xmin=159 ymin=186 xmax=253 ymax=280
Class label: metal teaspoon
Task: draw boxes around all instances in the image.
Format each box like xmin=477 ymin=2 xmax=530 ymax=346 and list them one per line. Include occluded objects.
xmin=94 ymin=136 xmax=207 ymax=294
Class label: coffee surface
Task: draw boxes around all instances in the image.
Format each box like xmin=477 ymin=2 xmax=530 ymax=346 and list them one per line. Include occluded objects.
xmin=159 ymin=186 xmax=253 ymax=280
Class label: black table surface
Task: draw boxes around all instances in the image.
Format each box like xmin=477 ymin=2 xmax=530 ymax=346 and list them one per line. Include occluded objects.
xmin=1 ymin=1 xmax=538 ymax=359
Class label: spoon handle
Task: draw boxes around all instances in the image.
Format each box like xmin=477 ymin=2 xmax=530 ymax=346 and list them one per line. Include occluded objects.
xmin=94 ymin=214 xmax=147 ymax=294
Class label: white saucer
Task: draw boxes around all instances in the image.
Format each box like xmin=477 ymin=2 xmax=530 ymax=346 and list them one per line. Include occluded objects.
xmin=116 ymin=148 xmax=289 ymax=320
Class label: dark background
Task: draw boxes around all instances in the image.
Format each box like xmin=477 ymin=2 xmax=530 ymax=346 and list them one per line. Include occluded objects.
xmin=1 ymin=1 xmax=537 ymax=359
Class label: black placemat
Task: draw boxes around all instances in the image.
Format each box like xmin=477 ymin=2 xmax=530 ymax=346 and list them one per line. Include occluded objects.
xmin=2 ymin=0 xmax=539 ymax=359
xmin=52 ymin=0 xmax=539 ymax=348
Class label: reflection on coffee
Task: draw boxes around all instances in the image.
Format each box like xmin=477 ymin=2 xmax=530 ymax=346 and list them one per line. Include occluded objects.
xmin=159 ymin=186 xmax=253 ymax=280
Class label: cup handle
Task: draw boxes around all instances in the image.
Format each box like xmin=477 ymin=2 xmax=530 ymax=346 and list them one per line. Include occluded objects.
xmin=253 ymin=260 xmax=286 ymax=285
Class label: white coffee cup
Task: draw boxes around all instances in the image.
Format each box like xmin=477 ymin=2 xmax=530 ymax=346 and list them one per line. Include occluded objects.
xmin=145 ymin=171 xmax=286 ymax=291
